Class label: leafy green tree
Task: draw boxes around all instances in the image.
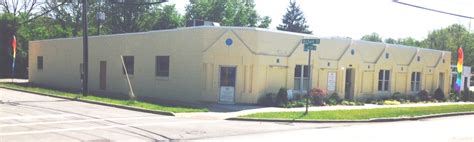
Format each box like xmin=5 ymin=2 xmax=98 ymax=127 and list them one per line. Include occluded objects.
xmin=102 ymin=1 xmax=155 ymax=34
xmin=277 ymin=0 xmax=312 ymax=34
xmin=361 ymin=32 xmax=382 ymax=42
xmin=422 ymin=24 xmax=473 ymax=66
xmin=258 ymin=16 xmax=271 ymax=28
xmin=397 ymin=37 xmax=422 ymax=47
xmin=151 ymin=4 xmax=183 ymax=30
xmin=184 ymin=0 xmax=270 ymax=28
xmin=384 ymin=38 xmax=397 ymax=44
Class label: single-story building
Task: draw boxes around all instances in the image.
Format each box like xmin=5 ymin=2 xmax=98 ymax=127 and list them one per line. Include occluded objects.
xmin=28 ymin=26 xmax=452 ymax=104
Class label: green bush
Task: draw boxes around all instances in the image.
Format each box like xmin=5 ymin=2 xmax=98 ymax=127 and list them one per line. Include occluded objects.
xmin=293 ymin=93 xmax=303 ymax=101
xmin=433 ymin=88 xmax=445 ymax=102
xmin=407 ymin=94 xmax=420 ymax=103
xmin=310 ymin=88 xmax=327 ymax=106
xmin=326 ymin=93 xmax=342 ymax=106
xmin=341 ymin=100 xmax=356 ymax=106
xmin=257 ymin=93 xmax=275 ymax=107
xmin=283 ymin=100 xmax=306 ymax=108
xmin=417 ymin=89 xmax=431 ymax=102
xmin=391 ymin=92 xmax=407 ymax=102
xmin=383 ymin=100 xmax=401 ymax=105
xmin=275 ymin=88 xmax=289 ymax=106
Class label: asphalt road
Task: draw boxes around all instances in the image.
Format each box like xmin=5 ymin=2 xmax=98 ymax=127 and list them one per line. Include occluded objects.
xmin=0 ymin=88 xmax=346 ymax=141
xmin=1 ymin=88 xmax=474 ymax=142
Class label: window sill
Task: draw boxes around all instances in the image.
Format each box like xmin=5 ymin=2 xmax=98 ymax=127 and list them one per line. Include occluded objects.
xmin=155 ymin=76 xmax=170 ymax=80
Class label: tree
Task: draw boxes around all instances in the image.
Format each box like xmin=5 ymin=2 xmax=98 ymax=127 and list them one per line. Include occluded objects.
xmin=258 ymin=16 xmax=271 ymax=28
xmin=384 ymin=38 xmax=397 ymax=44
xmin=184 ymin=0 xmax=270 ymax=28
xmin=361 ymin=32 xmax=382 ymax=42
xmin=397 ymin=37 xmax=422 ymax=47
xmin=102 ymin=1 xmax=155 ymax=34
xmin=277 ymin=0 xmax=312 ymax=34
xmin=151 ymin=4 xmax=183 ymax=30
xmin=422 ymin=24 xmax=473 ymax=66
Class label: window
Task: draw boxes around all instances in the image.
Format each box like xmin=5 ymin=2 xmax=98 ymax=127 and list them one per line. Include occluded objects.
xmin=122 ymin=56 xmax=134 ymax=75
xmin=37 ymin=56 xmax=43 ymax=70
xmin=155 ymin=56 xmax=170 ymax=77
xmin=411 ymin=72 xmax=421 ymax=92
xmin=378 ymin=70 xmax=390 ymax=91
xmin=294 ymin=65 xmax=309 ymax=91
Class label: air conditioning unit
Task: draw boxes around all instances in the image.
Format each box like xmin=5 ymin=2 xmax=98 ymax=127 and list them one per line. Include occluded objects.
xmin=186 ymin=19 xmax=220 ymax=27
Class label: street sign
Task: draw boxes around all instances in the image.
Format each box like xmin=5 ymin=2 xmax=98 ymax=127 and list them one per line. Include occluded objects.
xmin=302 ymin=39 xmax=320 ymax=44
xmin=304 ymin=44 xmax=316 ymax=51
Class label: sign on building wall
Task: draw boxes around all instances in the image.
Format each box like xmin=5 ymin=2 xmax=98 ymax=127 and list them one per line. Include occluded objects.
xmin=327 ymin=72 xmax=337 ymax=92
xmin=220 ymin=86 xmax=235 ymax=103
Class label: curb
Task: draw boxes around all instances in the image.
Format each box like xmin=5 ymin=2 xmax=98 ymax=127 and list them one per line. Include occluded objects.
xmin=0 ymin=86 xmax=175 ymax=116
xmin=226 ymin=112 xmax=474 ymax=123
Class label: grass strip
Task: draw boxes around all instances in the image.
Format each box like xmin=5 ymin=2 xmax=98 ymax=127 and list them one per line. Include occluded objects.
xmin=0 ymin=83 xmax=208 ymax=113
xmin=241 ymin=104 xmax=474 ymax=120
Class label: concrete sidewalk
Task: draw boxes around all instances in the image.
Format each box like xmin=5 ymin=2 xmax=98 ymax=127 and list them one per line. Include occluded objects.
xmin=0 ymin=78 xmax=28 ymax=83
xmin=175 ymin=102 xmax=474 ymax=120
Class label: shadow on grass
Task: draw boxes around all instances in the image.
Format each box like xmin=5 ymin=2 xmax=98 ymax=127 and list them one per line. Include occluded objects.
xmin=0 ymin=82 xmax=208 ymax=112
xmin=291 ymin=112 xmax=308 ymax=120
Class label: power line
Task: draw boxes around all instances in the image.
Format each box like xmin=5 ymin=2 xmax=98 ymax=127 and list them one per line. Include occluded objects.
xmin=393 ymin=0 xmax=474 ymax=19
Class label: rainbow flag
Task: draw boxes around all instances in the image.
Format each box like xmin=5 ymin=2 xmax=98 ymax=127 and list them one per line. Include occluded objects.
xmin=11 ymin=35 xmax=17 ymax=78
xmin=454 ymin=47 xmax=463 ymax=93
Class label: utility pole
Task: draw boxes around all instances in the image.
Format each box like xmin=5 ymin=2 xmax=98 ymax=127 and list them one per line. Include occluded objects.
xmin=82 ymin=0 xmax=89 ymax=96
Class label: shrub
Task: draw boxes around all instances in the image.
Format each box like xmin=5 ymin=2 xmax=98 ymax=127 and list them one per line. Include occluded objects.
xmin=391 ymin=92 xmax=407 ymax=102
xmin=284 ymin=100 xmax=306 ymax=108
xmin=407 ymin=94 xmax=420 ymax=103
xmin=293 ymin=93 xmax=303 ymax=101
xmin=310 ymin=88 xmax=327 ymax=106
xmin=257 ymin=93 xmax=275 ymax=107
xmin=383 ymin=100 xmax=401 ymax=105
xmin=326 ymin=93 xmax=342 ymax=106
xmin=417 ymin=89 xmax=431 ymax=102
xmin=275 ymin=88 xmax=289 ymax=106
xmin=341 ymin=100 xmax=357 ymax=106
xmin=433 ymin=88 xmax=445 ymax=102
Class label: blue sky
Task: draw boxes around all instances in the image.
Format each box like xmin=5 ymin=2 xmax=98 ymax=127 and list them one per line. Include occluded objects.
xmin=168 ymin=0 xmax=473 ymax=40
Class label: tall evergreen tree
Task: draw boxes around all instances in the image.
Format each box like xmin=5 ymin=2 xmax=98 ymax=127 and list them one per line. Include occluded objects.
xmin=277 ymin=0 xmax=312 ymax=34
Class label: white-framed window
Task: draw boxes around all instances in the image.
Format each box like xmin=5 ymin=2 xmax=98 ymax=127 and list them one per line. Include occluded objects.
xmin=294 ymin=65 xmax=309 ymax=91
xmin=378 ymin=70 xmax=390 ymax=91
xmin=411 ymin=72 xmax=421 ymax=92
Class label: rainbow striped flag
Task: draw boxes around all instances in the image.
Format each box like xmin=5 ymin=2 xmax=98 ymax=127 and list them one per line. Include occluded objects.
xmin=454 ymin=47 xmax=463 ymax=93
xmin=11 ymin=35 xmax=17 ymax=78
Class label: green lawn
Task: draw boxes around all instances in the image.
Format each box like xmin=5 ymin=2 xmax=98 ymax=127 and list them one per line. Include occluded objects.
xmin=0 ymin=83 xmax=208 ymax=113
xmin=242 ymin=104 xmax=474 ymax=121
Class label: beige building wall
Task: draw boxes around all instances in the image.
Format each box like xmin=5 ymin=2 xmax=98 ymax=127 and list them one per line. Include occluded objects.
xmin=29 ymin=27 xmax=451 ymax=104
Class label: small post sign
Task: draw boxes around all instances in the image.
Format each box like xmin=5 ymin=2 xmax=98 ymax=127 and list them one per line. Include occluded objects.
xmin=302 ymin=38 xmax=320 ymax=114
xmin=302 ymin=39 xmax=320 ymax=45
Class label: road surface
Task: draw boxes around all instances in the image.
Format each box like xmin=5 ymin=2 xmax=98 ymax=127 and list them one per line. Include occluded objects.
xmin=1 ymin=88 xmax=473 ymax=142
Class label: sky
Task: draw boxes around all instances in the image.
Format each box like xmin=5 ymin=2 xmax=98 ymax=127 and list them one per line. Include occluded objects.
xmin=167 ymin=0 xmax=473 ymax=40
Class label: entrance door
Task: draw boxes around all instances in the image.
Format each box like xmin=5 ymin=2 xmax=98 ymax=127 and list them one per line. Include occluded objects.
xmin=100 ymin=61 xmax=106 ymax=90
xmin=439 ymin=73 xmax=444 ymax=90
xmin=345 ymin=69 xmax=355 ymax=100
xmin=219 ymin=66 xmax=236 ymax=104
